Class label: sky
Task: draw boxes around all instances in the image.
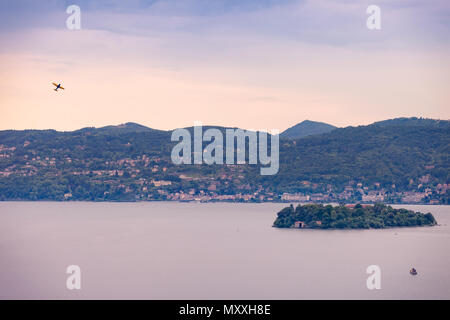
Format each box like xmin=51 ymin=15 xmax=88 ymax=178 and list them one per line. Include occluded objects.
xmin=0 ymin=0 xmax=449 ymax=131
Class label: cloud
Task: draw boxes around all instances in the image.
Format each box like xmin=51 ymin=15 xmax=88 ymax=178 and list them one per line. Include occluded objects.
xmin=1 ymin=0 xmax=449 ymax=49
xmin=0 ymin=0 xmax=448 ymax=131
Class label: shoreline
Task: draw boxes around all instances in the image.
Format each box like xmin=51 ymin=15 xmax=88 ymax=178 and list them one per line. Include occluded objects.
xmin=0 ymin=199 xmax=449 ymax=207
xmin=0 ymin=199 xmax=447 ymax=205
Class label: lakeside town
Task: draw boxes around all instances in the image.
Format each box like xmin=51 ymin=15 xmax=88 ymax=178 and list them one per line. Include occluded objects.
xmin=1 ymin=144 xmax=447 ymax=204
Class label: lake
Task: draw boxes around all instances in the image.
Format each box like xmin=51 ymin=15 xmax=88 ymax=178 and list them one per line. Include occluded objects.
xmin=0 ymin=202 xmax=449 ymax=299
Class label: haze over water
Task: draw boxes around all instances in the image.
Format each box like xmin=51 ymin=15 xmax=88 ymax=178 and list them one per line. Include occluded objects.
xmin=0 ymin=202 xmax=449 ymax=299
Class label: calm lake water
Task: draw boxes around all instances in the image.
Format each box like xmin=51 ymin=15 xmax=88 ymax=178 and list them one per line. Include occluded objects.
xmin=0 ymin=202 xmax=449 ymax=299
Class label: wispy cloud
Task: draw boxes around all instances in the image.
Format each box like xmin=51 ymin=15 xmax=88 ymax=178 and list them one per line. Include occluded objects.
xmin=2 ymin=0 xmax=449 ymax=46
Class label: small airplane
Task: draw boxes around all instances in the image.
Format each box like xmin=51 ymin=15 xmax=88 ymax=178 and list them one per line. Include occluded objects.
xmin=52 ymin=82 xmax=65 ymax=91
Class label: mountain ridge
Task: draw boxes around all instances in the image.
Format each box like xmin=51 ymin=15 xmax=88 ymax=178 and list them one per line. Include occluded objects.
xmin=2 ymin=117 xmax=448 ymax=136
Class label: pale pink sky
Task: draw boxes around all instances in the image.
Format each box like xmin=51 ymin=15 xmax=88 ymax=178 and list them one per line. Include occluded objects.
xmin=0 ymin=0 xmax=449 ymax=131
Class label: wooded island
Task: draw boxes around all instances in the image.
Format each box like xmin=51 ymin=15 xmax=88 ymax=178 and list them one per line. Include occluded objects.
xmin=273 ymin=203 xmax=437 ymax=229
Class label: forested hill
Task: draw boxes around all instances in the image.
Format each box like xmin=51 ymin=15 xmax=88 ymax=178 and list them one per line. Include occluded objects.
xmin=0 ymin=118 xmax=448 ymax=203
xmin=271 ymin=120 xmax=449 ymax=192
xmin=280 ymin=120 xmax=337 ymax=139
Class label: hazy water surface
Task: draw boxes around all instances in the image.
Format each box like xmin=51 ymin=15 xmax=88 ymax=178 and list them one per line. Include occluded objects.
xmin=0 ymin=202 xmax=449 ymax=299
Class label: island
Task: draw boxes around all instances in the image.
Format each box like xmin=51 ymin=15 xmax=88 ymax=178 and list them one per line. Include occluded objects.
xmin=273 ymin=203 xmax=437 ymax=229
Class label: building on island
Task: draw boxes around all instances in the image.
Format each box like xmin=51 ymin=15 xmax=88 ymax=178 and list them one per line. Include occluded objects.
xmin=294 ymin=221 xmax=306 ymax=228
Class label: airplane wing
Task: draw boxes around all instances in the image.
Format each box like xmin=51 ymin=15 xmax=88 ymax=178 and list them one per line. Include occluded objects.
xmin=52 ymin=83 xmax=58 ymax=87
xmin=59 ymin=86 xmax=65 ymax=90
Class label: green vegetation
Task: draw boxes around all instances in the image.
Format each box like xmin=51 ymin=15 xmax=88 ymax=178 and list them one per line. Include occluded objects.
xmin=270 ymin=119 xmax=449 ymax=194
xmin=0 ymin=118 xmax=448 ymax=203
xmin=273 ymin=203 xmax=437 ymax=229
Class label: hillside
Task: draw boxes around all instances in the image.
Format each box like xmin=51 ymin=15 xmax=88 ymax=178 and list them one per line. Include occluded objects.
xmin=280 ymin=120 xmax=337 ymax=139
xmin=0 ymin=118 xmax=448 ymax=203
xmin=272 ymin=121 xmax=449 ymax=190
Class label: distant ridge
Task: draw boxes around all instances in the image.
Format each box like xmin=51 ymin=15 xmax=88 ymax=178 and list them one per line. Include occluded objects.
xmin=372 ymin=117 xmax=450 ymax=128
xmin=75 ymin=122 xmax=162 ymax=135
xmin=280 ymin=120 xmax=337 ymax=139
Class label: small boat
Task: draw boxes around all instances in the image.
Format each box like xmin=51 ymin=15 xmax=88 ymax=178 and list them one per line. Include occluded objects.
xmin=410 ymin=268 xmax=418 ymax=275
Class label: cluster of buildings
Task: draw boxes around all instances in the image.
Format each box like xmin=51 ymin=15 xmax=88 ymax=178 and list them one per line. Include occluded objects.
xmin=0 ymin=144 xmax=447 ymax=204
xmin=279 ymin=188 xmax=434 ymax=204
xmin=161 ymin=190 xmax=275 ymax=202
